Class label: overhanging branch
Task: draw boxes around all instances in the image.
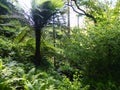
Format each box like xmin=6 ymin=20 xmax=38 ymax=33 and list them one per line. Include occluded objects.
xmin=67 ymin=4 xmax=85 ymax=16
xmin=70 ymin=0 xmax=97 ymax=23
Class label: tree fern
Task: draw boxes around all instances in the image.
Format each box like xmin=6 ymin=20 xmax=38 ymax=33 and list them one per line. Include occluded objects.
xmin=0 ymin=1 xmax=12 ymax=14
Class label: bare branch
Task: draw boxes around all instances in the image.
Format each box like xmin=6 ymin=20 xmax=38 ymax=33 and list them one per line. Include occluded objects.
xmin=66 ymin=4 xmax=85 ymax=16
xmin=71 ymin=0 xmax=97 ymax=23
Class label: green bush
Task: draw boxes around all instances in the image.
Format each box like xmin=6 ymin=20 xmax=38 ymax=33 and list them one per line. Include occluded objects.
xmin=0 ymin=58 xmax=90 ymax=90
xmin=63 ymin=22 xmax=120 ymax=89
xmin=0 ymin=37 xmax=35 ymax=63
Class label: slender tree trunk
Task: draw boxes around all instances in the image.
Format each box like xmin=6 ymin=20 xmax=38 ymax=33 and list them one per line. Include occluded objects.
xmin=67 ymin=0 xmax=70 ymax=35
xmin=52 ymin=15 xmax=57 ymax=68
xmin=77 ymin=15 xmax=79 ymax=28
xmin=34 ymin=26 xmax=42 ymax=66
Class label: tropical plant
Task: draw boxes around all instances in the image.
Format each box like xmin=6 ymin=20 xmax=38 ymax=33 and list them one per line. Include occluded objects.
xmin=30 ymin=0 xmax=64 ymax=66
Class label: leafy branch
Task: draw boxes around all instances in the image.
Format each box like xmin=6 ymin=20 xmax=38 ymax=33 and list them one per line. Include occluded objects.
xmin=67 ymin=0 xmax=97 ymax=23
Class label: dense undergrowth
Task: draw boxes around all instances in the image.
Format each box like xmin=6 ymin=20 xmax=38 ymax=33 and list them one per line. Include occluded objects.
xmin=0 ymin=0 xmax=120 ymax=90
xmin=0 ymin=22 xmax=120 ymax=89
xmin=0 ymin=17 xmax=120 ymax=90
xmin=0 ymin=37 xmax=89 ymax=90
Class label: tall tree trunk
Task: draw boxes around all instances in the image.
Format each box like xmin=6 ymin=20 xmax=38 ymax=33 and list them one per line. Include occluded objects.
xmin=77 ymin=15 xmax=79 ymax=28
xmin=34 ymin=26 xmax=42 ymax=66
xmin=67 ymin=0 xmax=70 ymax=35
xmin=52 ymin=15 xmax=57 ymax=68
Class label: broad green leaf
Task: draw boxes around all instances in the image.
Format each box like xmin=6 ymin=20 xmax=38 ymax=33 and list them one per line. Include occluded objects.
xmin=0 ymin=2 xmax=12 ymax=14
xmin=14 ymin=26 xmax=28 ymax=43
xmin=0 ymin=59 xmax=3 ymax=69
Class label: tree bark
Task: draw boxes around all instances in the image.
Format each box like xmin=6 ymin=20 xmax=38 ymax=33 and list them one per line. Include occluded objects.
xmin=34 ymin=26 xmax=42 ymax=66
xmin=67 ymin=0 xmax=70 ymax=35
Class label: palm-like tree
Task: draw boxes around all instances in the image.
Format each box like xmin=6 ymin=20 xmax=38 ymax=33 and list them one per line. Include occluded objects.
xmin=0 ymin=0 xmax=63 ymax=66
xmin=31 ymin=0 xmax=63 ymax=66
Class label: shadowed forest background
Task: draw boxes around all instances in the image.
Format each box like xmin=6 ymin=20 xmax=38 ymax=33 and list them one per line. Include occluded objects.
xmin=0 ymin=0 xmax=120 ymax=90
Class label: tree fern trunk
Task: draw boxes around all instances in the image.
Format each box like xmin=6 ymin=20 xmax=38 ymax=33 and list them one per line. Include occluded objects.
xmin=34 ymin=26 xmax=42 ymax=66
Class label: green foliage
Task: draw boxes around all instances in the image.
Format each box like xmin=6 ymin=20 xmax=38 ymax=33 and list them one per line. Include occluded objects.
xmin=0 ymin=37 xmax=35 ymax=63
xmin=0 ymin=2 xmax=12 ymax=14
xmin=31 ymin=0 xmax=63 ymax=26
xmin=62 ymin=18 xmax=120 ymax=89
xmin=0 ymin=0 xmax=120 ymax=90
xmin=0 ymin=37 xmax=14 ymax=58
xmin=14 ymin=26 xmax=29 ymax=43
xmin=0 ymin=58 xmax=89 ymax=90
xmin=0 ymin=0 xmax=13 ymax=15
xmin=84 ymin=24 xmax=120 ymax=89
xmin=49 ymin=0 xmax=64 ymax=10
xmin=34 ymin=0 xmax=64 ymax=9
